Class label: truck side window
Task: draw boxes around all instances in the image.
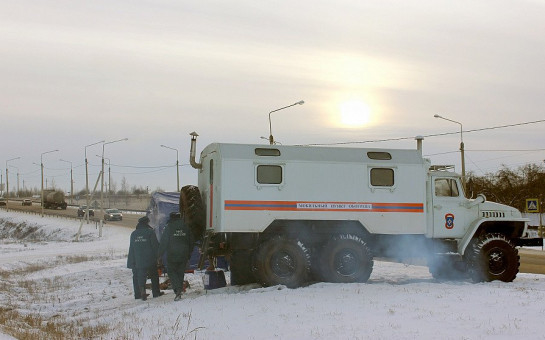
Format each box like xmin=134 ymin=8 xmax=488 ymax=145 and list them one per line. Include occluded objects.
xmin=434 ymin=178 xmax=459 ymax=197
xmin=367 ymin=152 xmax=392 ymax=160
xmin=255 ymin=148 xmax=281 ymax=156
xmin=257 ymin=165 xmax=283 ymax=184
xmin=370 ymin=168 xmax=394 ymax=186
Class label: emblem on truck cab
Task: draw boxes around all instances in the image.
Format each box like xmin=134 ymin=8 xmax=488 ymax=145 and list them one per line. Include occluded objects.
xmin=445 ymin=213 xmax=455 ymax=229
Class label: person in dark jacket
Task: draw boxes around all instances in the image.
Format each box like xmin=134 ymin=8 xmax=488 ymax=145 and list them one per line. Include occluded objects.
xmin=127 ymin=216 xmax=162 ymax=300
xmin=158 ymin=211 xmax=193 ymax=301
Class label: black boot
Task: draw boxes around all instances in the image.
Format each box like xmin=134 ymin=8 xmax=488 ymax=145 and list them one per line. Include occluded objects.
xmin=140 ymin=287 xmax=148 ymax=301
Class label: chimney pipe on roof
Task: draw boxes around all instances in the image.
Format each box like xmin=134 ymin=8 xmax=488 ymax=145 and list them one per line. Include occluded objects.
xmin=189 ymin=132 xmax=202 ymax=169
xmin=415 ymin=136 xmax=424 ymax=155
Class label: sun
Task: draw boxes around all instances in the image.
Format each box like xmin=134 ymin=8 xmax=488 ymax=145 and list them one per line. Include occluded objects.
xmin=340 ymin=100 xmax=371 ymax=127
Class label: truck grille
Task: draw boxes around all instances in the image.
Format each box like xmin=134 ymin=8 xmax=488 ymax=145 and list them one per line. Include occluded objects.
xmin=482 ymin=211 xmax=505 ymax=218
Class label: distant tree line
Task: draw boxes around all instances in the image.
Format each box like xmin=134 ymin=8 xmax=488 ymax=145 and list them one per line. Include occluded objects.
xmin=2 ymin=176 xmax=164 ymax=198
xmin=467 ymin=163 xmax=545 ymax=212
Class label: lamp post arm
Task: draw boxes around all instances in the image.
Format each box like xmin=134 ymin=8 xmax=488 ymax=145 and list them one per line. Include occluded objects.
xmin=268 ymin=100 xmax=304 ymax=145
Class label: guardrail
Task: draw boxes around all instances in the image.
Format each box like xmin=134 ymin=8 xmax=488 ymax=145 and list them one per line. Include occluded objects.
xmin=4 ymin=199 xmax=147 ymax=213
xmin=0 ymin=204 xmax=84 ymax=222
xmin=0 ymin=204 xmax=144 ymax=225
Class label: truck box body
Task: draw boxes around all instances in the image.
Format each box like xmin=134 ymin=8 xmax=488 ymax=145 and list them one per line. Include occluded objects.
xmin=200 ymin=143 xmax=431 ymax=236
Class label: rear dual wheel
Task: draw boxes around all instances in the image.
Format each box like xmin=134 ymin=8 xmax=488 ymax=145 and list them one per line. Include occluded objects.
xmin=319 ymin=234 xmax=373 ymax=283
xmin=253 ymin=236 xmax=311 ymax=288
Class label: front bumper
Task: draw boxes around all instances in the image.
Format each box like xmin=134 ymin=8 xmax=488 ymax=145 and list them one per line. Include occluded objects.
xmin=515 ymin=237 xmax=544 ymax=247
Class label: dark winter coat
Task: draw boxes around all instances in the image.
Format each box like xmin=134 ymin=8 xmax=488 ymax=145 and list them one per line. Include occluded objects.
xmin=158 ymin=214 xmax=193 ymax=262
xmin=127 ymin=218 xmax=159 ymax=269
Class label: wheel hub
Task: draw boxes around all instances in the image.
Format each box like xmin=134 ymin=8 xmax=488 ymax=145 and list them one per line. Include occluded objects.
xmin=271 ymin=251 xmax=295 ymax=278
xmin=487 ymin=248 xmax=507 ymax=275
xmin=334 ymin=250 xmax=358 ymax=276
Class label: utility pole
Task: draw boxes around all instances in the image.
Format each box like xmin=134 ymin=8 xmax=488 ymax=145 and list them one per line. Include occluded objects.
xmin=434 ymin=114 xmax=466 ymax=192
xmin=161 ymin=144 xmax=180 ymax=192
xmin=85 ymin=140 xmax=104 ymax=223
xmin=60 ymin=159 xmax=73 ymax=205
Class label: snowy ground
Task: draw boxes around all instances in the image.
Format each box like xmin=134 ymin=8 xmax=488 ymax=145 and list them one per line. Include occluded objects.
xmin=1 ymin=210 xmax=545 ymax=339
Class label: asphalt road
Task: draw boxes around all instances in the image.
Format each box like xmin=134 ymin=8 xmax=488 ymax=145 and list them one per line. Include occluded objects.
xmin=2 ymin=200 xmax=544 ymax=275
xmin=1 ymin=200 xmax=141 ymax=229
xmin=519 ymin=248 xmax=545 ymax=274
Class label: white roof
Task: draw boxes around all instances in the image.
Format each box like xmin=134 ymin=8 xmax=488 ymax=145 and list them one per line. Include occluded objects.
xmin=203 ymin=143 xmax=425 ymax=165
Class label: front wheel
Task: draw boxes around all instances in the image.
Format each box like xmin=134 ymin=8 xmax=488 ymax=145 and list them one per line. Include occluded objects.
xmin=253 ymin=236 xmax=310 ymax=288
xmin=467 ymin=233 xmax=519 ymax=282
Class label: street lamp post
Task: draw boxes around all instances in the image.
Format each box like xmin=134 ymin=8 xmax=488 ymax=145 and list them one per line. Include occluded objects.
xmin=96 ymin=155 xmax=111 ymax=208
xmin=41 ymin=150 xmax=59 ymax=217
xmin=85 ymin=140 xmax=104 ymax=223
xmin=59 ymin=159 xmax=73 ymax=205
xmin=100 ymin=138 xmax=128 ymax=236
xmin=268 ymin=100 xmax=305 ymax=145
xmin=161 ymin=144 xmax=180 ymax=192
xmin=434 ymin=114 xmax=466 ymax=192
xmin=106 ymin=157 xmax=111 ymax=208
xmin=8 ymin=165 xmax=20 ymax=198
xmin=6 ymin=157 xmax=20 ymax=211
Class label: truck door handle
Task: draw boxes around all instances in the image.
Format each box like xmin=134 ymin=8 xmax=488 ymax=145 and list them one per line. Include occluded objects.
xmin=434 ymin=204 xmax=442 ymax=210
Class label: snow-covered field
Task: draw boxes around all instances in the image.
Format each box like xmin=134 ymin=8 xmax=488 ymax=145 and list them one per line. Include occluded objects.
xmin=2 ymin=210 xmax=545 ymax=339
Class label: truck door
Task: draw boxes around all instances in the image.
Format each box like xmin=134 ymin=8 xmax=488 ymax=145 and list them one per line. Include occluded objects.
xmin=431 ymin=176 xmax=467 ymax=238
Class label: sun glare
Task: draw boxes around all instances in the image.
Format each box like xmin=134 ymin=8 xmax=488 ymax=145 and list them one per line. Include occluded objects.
xmin=340 ymin=100 xmax=371 ymax=127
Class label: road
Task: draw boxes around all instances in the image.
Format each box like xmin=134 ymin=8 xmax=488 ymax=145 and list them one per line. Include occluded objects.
xmin=2 ymin=200 xmax=141 ymax=229
xmin=519 ymin=248 xmax=545 ymax=274
xmin=2 ymin=200 xmax=544 ymax=274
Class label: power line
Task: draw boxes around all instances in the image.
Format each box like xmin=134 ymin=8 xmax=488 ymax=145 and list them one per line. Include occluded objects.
xmin=111 ymin=168 xmax=171 ymax=175
xmin=466 ymin=148 xmax=545 ymax=152
xmin=300 ymin=118 xmax=545 ymax=146
xmin=426 ymin=148 xmax=545 ymax=157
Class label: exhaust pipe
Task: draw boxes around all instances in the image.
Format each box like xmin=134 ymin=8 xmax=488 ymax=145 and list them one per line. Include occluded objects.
xmin=190 ymin=132 xmax=202 ymax=169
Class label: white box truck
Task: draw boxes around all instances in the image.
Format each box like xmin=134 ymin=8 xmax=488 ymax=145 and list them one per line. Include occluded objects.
xmin=182 ymin=133 xmax=542 ymax=288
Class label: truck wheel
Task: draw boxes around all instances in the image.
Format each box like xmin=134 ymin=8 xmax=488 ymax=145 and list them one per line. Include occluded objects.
xmin=319 ymin=234 xmax=373 ymax=283
xmin=468 ymin=233 xmax=519 ymax=282
xmin=180 ymin=185 xmax=206 ymax=241
xmin=253 ymin=236 xmax=310 ymax=288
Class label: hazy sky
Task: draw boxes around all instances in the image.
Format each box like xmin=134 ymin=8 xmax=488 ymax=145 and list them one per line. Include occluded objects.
xmin=1 ymin=0 xmax=544 ymax=196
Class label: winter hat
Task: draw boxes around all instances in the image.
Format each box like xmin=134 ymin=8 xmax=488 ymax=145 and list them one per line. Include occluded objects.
xmin=138 ymin=216 xmax=150 ymax=224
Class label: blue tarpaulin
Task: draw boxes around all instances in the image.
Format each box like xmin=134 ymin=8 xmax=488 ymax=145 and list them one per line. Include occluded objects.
xmin=146 ymin=191 xmax=180 ymax=240
xmin=146 ymin=191 xmax=227 ymax=270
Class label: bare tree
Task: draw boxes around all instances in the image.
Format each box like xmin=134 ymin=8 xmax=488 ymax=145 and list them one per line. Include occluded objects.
xmin=119 ymin=177 xmax=129 ymax=195
xmin=467 ymin=163 xmax=545 ymax=212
